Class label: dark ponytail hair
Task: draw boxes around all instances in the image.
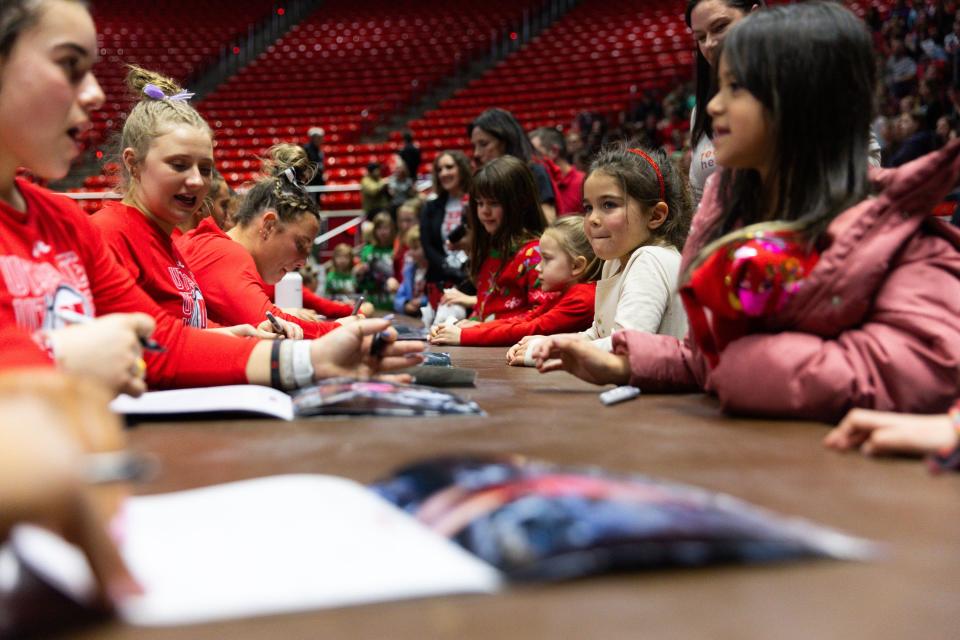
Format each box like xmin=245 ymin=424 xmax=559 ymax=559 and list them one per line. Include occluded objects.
xmin=467 ymin=108 xmax=535 ymax=163
xmin=233 ymin=144 xmax=318 ymax=227
xmin=685 ymin=0 xmax=763 ymax=146
xmin=708 ymin=1 xmax=876 ymax=243
xmin=586 ymin=142 xmax=693 ymax=250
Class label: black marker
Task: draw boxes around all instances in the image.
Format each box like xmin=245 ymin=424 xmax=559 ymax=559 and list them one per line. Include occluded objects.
xmin=265 ymin=311 xmax=285 ymax=337
xmin=56 ymin=309 xmax=165 ymax=352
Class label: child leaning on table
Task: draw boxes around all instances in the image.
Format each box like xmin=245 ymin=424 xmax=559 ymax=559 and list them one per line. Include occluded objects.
xmin=394 ymin=226 xmax=429 ymax=316
xmin=532 ymin=2 xmax=960 ymax=422
xmin=506 ymin=143 xmax=692 ymax=366
xmin=430 ymin=215 xmax=600 ymax=346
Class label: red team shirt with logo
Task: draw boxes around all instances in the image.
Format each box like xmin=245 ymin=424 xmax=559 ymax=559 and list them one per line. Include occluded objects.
xmin=91 ymin=201 xmax=214 ymax=329
xmin=0 ymin=179 xmax=254 ymax=386
xmin=177 ymin=217 xmax=343 ymax=337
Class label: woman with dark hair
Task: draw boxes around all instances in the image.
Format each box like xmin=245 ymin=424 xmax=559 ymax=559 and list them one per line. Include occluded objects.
xmin=420 ymin=150 xmax=473 ymax=306
xmin=468 ymin=108 xmax=559 ymax=222
xmin=686 ymin=0 xmax=762 ymax=205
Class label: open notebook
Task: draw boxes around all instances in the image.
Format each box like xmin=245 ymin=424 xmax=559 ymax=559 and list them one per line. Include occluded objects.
xmin=110 ymin=381 xmax=482 ymax=421
xmin=12 ymin=475 xmax=502 ymax=627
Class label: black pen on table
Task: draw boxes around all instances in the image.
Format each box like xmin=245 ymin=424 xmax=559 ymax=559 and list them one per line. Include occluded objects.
xmin=370 ymin=313 xmax=394 ymax=357
xmin=351 ymin=296 xmax=365 ymax=316
xmin=265 ymin=310 xmax=286 ymax=337
xmin=55 ymin=309 xmax=165 ymax=352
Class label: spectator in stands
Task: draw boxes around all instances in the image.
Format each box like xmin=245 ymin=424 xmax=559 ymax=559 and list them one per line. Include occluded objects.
xmin=885 ymin=110 xmax=940 ymax=166
xmin=302 ymin=126 xmax=325 ymax=197
xmin=686 ymin=0 xmax=763 ymax=205
xmin=324 ymin=243 xmax=360 ymax=298
xmin=421 ymin=150 xmax=473 ymax=307
xmin=399 ymin=130 xmax=421 ymax=179
xmin=886 ymin=38 xmax=919 ymax=98
xmin=566 ymin=129 xmax=588 ymax=171
xmin=393 ymin=198 xmax=421 ymax=281
xmin=386 ymin=154 xmax=416 ymax=218
xmin=360 ymin=161 xmax=389 ymax=218
xmin=394 ymin=225 xmax=429 ymax=317
xmin=468 ymin=108 xmax=558 ymax=223
xmin=530 ymin=126 xmax=585 ymax=217
xmin=356 ymin=211 xmax=399 ymax=310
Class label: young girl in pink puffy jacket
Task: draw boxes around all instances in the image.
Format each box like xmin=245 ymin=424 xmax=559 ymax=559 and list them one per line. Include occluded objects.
xmin=533 ymin=2 xmax=960 ymax=423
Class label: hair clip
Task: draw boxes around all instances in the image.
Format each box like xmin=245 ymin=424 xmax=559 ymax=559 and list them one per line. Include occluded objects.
xmin=143 ymin=83 xmax=195 ymax=102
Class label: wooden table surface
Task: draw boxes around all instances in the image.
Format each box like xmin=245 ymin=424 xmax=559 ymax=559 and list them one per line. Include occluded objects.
xmin=7 ymin=345 xmax=960 ymax=639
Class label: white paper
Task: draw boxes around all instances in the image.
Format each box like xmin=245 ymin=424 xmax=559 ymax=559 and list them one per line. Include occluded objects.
xmin=109 ymin=385 xmax=295 ymax=421
xmin=13 ymin=475 xmax=502 ymax=626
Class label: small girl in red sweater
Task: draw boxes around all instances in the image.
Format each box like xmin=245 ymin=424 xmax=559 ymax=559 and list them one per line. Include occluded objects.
xmin=439 ymin=155 xmax=552 ymax=324
xmin=430 ymin=216 xmax=599 ymax=346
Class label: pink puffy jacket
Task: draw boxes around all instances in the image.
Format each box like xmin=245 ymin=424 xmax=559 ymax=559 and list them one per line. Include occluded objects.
xmin=612 ymin=140 xmax=960 ymax=422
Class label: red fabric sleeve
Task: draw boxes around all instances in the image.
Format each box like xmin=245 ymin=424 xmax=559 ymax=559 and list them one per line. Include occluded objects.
xmin=176 ymin=225 xmax=338 ymax=338
xmin=0 ymin=326 xmax=54 ymax=370
xmin=461 ymin=283 xmax=595 ymax=346
xmin=69 ymin=209 xmax=256 ymax=388
xmin=296 ymin=287 xmax=354 ymax=319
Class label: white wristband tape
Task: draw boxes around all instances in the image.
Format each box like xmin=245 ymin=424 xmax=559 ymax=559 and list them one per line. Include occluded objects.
xmin=291 ymin=340 xmax=315 ymax=388
xmin=278 ymin=340 xmax=297 ymax=390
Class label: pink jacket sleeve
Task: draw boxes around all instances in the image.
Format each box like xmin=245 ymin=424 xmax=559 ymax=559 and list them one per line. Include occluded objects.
xmin=707 ymin=230 xmax=960 ymax=422
xmin=611 ymin=331 xmax=707 ymax=393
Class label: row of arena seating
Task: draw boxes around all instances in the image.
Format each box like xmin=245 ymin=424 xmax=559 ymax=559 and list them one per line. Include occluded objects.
xmin=69 ymin=0 xmax=892 ymax=214
xmin=376 ymin=0 xmax=692 ymax=184
xmin=71 ymin=0 xmax=547 ymax=210
xmin=83 ymin=0 xmax=275 ymax=152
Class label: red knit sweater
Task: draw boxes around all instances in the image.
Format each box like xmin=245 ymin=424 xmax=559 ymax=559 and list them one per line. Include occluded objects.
xmin=473 ymin=238 xmax=555 ymax=321
xmin=461 ymin=282 xmax=596 ymax=346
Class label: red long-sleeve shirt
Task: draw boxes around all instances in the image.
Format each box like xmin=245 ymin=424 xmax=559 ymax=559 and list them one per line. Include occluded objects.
xmin=177 ymin=217 xmax=339 ymax=338
xmin=92 ymin=201 xmax=214 ymax=329
xmin=472 ymin=238 xmax=556 ymax=321
xmin=262 ymin=284 xmax=353 ymax=319
xmin=0 ymin=179 xmax=255 ymax=388
xmin=460 ymin=282 xmax=595 ymax=346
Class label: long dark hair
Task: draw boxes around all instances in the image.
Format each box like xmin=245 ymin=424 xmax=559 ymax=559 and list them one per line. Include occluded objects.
xmin=467 ymin=156 xmax=546 ymax=280
xmin=708 ymin=1 xmax=876 ymax=243
xmin=467 ymin=108 xmax=535 ymax=162
xmin=685 ymin=0 xmax=762 ymax=146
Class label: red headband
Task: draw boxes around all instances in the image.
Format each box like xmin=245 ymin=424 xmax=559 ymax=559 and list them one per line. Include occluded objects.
xmin=627 ymin=148 xmax=665 ymax=201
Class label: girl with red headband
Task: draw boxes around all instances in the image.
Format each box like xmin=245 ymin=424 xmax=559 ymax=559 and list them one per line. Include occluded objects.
xmin=506 ymin=143 xmax=692 ymax=366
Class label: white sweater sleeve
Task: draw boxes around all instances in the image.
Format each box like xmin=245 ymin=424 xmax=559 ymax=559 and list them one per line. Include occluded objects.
xmin=612 ymin=247 xmax=677 ymax=335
